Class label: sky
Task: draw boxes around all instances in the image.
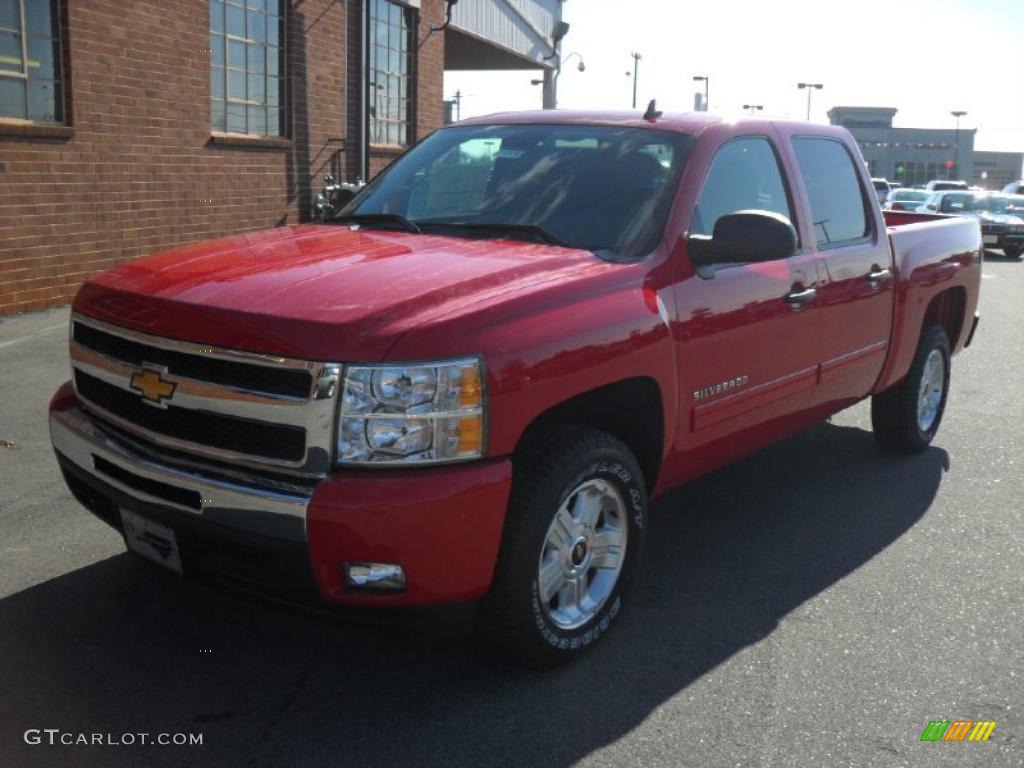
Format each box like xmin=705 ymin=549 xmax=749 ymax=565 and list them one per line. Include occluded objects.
xmin=444 ymin=0 xmax=1024 ymax=153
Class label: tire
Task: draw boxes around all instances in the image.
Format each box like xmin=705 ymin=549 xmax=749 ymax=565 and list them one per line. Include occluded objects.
xmin=1002 ymin=245 xmax=1022 ymax=259
xmin=478 ymin=426 xmax=647 ymax=668
xmin=871 ymin=324 xmax=951 ymax=453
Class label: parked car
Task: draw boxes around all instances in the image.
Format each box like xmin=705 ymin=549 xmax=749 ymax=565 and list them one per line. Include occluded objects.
xmin=925 ymin=179 xmax=970 ymax=191
xmin=49 ymin=110 xmax=983 ymax=666
xmin=885 ymin=188 xmax=928 ymax=211
xmin=872 ymin=177 xmax=892 ymax=204
xmin=919 ymin=190 xmax=980 ymax=213
xmin=971 ymin=194 xmax=1024 ymax=259
xmin=1002 ymin=180 xmax=1024 ymax=195
xmin=920 ymin=191 xmax=1024 ymax=258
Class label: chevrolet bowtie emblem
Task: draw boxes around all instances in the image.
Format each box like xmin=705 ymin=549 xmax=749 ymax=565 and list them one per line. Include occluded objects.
xmin=130 ymin=366 xmax=176 ymax=407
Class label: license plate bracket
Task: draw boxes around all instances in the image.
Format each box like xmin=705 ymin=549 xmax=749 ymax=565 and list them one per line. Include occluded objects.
xmin=120 ymin=509 xmax=183 ymax=574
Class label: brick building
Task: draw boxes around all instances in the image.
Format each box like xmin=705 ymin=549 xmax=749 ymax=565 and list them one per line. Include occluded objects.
xmin=0 ymin=0 xmax=563 ymax=315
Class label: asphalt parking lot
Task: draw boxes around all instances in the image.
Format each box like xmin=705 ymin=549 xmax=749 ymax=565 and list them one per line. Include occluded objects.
xmin=1 ymin=254 xmax=1021 ymax=768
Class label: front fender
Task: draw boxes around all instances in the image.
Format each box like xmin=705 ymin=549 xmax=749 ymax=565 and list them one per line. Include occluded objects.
xmin=384 ymin=262 xmax=678 ymax=461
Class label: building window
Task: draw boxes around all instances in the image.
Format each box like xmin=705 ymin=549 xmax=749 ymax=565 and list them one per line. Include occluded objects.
xmin=897 ymin=162 xmax=957 ymax=187
xmin=369 ymin=0 xmax=413 ymax=147
xmin=210 ymin=0 xmax=284 ymax=137
xmin=0 ymin=0 xmax=64 ymax=122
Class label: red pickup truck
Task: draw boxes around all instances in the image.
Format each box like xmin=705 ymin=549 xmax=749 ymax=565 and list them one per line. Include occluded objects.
xmin=49 ymin=110 xmax=982 ymax=666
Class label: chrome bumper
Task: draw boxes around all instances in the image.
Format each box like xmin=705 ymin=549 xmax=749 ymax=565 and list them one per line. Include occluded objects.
xmin=50 ymin=407 xmax=311 ymax=543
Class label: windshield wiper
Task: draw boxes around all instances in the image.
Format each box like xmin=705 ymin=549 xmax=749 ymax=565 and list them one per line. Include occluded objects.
xmin=415 ymin=220 xmax=567 ymax=247
xmin=333 ymin=213 xmax=421 ymax=234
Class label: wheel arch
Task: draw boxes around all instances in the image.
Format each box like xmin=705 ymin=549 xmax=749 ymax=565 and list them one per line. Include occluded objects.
xmin=514 ymin=377 xmax=665 ymax=493
xmin=923 ymin=286 xmax=967 ymax=351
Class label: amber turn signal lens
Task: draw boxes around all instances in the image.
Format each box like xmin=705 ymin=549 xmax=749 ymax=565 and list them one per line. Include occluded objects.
xmin=457 ymin=414 xmax=483 ymax=455
xmin=459 ymin=364 xmax=482 ymax=408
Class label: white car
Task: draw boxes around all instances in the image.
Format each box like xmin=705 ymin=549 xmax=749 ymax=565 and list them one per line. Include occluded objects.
xmin=925 ymin=179 xmax=969 ymax=191
xmin=871 ymin=178 xmax=892 ymax=204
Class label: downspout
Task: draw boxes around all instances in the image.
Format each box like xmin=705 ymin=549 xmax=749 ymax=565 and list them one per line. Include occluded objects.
xmin=360 ymin=0 xmax=369 ymax=182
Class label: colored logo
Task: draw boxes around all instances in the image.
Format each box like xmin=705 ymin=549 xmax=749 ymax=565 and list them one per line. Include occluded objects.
xmin=920 ymin=720 xmax=996 ymax=742
xmin=130 ymin=366 xmax=177 ymax=407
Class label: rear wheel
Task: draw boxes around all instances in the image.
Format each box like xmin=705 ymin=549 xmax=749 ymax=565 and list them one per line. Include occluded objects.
xmin=871 ymin=324 xmax=951 ymax=453
xmin=478 ymin=426 xmax=647 ymax=667
xmin=1002 ymin=245 xmax=1022 ymax=259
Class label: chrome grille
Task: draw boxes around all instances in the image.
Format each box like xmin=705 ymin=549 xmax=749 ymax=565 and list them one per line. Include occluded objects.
xmin=69 ymin=313 xmax=340 ymax=477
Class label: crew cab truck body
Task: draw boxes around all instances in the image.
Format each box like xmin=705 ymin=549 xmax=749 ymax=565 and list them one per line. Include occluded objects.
xmin=50 ymin=111 xmax=982 ymax=665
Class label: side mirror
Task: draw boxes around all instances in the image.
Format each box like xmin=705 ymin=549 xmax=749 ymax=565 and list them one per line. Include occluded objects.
xmin=688 ymin=210 xmax=797 ymax=274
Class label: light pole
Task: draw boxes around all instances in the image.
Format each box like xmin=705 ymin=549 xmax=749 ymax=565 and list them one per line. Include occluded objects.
xmin=797 ymin=82 xmax=823 ymax=121
xmin=743 ymin=104 xmax=763 ymax=116
xmin=550 ymin=51 xmax=585 ymax=109
xmin=629 ymin=52 xmax=642 ymax=109
xmin=693 ymin=75 xmax=709 ymax=111
xmin=951 ymin=110 xmax=967 ymax=179
xmin=449 ymin=89 xmax=462 ymax=122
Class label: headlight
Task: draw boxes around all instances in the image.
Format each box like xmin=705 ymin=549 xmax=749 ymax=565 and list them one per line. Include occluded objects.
xmin=337 ymin=358 xmax=484 ymax=465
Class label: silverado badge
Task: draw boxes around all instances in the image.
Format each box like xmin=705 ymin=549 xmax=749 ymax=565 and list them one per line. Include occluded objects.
xmin=693 ymin=375 xmax=749 ymax=402
xmin=130 ymin=366 xmax=177 ymax=407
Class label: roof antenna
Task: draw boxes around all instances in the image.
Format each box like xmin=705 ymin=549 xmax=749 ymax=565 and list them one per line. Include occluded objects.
xmin=643 ymin=98 xmax=662 ymax=121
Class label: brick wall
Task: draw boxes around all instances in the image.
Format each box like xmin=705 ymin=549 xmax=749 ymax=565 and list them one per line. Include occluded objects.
xmin=0 ymin=0 xmax=446 ymax=315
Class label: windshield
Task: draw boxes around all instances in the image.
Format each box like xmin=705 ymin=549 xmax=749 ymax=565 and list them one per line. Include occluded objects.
xmin=339 ymin=124 xmax=694 ymax=259
xmin=949 ymin=194 xmax=1015 ymax=213
xmin=892 ymin=189 xmax=927 ymax=201
xmin=939 ymin=192 xmax=982 ymax=212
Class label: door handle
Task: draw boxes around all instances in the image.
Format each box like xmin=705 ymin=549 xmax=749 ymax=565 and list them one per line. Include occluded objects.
xmin=785 ymin=285 xmax=817 ymax=306
xmin=867 ymin=266 xmax=892 ymax=284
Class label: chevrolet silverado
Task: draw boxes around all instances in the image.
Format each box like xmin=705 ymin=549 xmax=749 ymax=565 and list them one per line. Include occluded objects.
xmin=50 ymin=109 xmax=982 ymax=666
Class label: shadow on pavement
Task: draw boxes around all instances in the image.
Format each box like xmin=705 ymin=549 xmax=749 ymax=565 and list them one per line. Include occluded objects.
xmin=0 ymin=422 xmax=949 ymax=767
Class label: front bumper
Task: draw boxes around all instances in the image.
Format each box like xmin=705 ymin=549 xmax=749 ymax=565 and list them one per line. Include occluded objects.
xmin=50 ymin=384 xmax=513 ymax=606
xmin=983 ymin=230 xmax=1024 ymax=248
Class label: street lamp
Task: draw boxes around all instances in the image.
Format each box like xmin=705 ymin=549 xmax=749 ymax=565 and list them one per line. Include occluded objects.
xmin=951 ymin=110 xmax=967 ymax=179
xmin=560 ymin=51 xmax=586 ymax=73
xmin=629 ymin=52 xmax=642 ymax=109
xmin=797 ymin=82 xmax=823 ymax=121
xmin=545 ymin=52 xmax=586 ymax=110
xmin=693 ymin=75 xmax=709 ymax=111
xmin=743 ymin=104 xmax=763 ymax=115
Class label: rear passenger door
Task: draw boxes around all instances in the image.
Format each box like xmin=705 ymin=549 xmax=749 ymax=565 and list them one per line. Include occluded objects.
xmin=790 ymin=137 xmax=895 ymax=406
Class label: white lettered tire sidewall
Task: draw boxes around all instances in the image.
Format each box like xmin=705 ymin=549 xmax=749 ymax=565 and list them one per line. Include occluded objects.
xmin=527 ymin=457 xmax=646 ymax=655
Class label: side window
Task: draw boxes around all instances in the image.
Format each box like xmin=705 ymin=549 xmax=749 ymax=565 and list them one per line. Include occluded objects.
xmin=792 ymin=138 xmax=870 ymax=248
xmin=692 ymin=137 xmax=795 ymax=239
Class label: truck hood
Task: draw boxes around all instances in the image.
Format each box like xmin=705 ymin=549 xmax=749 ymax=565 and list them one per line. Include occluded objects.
xmin=975 ymin=212 xmax=1024 ymax=225
xmin=74 ymin=224 xmax=608 ymax=361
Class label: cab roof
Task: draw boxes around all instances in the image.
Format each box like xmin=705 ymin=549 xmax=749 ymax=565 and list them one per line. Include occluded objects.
xmin=455 ymin=109 xmax=830 ymax=138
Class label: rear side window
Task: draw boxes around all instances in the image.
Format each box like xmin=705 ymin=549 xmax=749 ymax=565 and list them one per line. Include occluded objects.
xmin=792 ymin=138 xmax=870 ymax=248
xmin=691 ymin=137 xmax=794 ymax=237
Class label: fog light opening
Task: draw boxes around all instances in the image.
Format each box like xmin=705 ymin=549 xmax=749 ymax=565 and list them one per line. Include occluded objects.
xmin=344 ymin=562 xmax=407 ymax=591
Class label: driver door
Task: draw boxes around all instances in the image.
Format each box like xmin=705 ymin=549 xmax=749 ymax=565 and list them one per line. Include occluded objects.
xmin=672 ymin=134 xmax=822 ymax=458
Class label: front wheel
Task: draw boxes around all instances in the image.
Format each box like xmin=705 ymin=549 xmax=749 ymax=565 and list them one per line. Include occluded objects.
xmin=478 ymin=426 xmax=647 ymax=667
xmin=1002 ymin=245 xmax=1022 ymax=259
xmin=871 ymin=324 xmax=951 ymax=453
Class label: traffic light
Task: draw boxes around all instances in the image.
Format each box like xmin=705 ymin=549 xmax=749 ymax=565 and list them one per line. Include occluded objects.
xmin=945 ymin=160 xmax=954 ymax=170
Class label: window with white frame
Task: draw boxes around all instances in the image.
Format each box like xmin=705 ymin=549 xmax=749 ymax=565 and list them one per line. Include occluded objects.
xmin=210 ymin=0 xmax=284 ymax=136
xmin=369 ymin=0 xmax=413 ymax=147
xmin=0 ymin=0 xmax=64 ymax=122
